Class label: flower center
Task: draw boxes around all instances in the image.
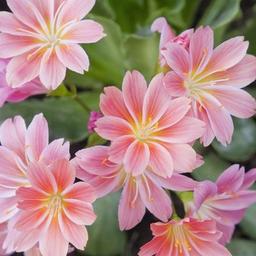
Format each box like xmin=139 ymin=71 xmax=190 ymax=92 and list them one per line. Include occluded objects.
xmin=48 ymin=194 xmax=63 ymax=217
xmin=172 ymin=224 xmax=192 ymax=254
xmin=134 ymin=120 xmax=158 ymax=142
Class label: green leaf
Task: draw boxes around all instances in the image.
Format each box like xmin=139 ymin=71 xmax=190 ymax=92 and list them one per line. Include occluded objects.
xmin=212 ymin=118 xmax=256 ymax=162
xmin=240 ymin=204 xmax=256 ymax=240
xmin=124 ymin=34 xmax=159 ymax=81
xmin=87 ymin=133 xmax=107 ymax=147
xmin=199 ymin=0 xmax=241 ymax=28
xmin=0 ymin=93 xmax=97 ymax=142
xmin=227 ymin=239 xmax=256 ymax=256
xmin=192 ymin=152 xmax=229 ymax=181
xmin=85 ymin=193 xmax=126 ymax=256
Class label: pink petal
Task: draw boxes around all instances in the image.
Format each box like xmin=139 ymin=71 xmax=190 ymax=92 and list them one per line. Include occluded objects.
xmin=63 ymin=20 xmax=105 ymax=44
xmin=193 ymin=181 xmax=217 ymax=210
xmin=64 ymin=199 xmax=96 ymax=226
xmin=0 ymin=147 xmax=24 ymax=181
xmin=63 ymin=182 xmax=96 ymax=203
xmin=122 ymin=70 xmax=147 ymax=123
xmin=76 ymin=146 xmax=119 ymax=176
xmin=95 ymin=116 xmax=133 ymax=140
xmin=189 ymin=26 xmax=213 ymax=74
xmin=163 ymin=42 xmax=190 ymax=77
xmin=15 ymin=209 xmax=48 ymax=231
xmin=25 ymin=113 xmax=49 ymax=161
xmin=157 ymin=97 xmax=191 ymax=129
xmin=39 ymin=219 xmax=69 ymax=256
xmin=6 ymin=51 xmax=41 ymax=88
xmin=56 ymin=44 xmax=89 ymax=74
xmin=40 ymin=139 xmax=70 ymax=165
xmin=216 ymin=165 xmax=244 ymax=193
xmin=123 ymin=141 xmax=150 ymax=176
xmin=205 ymin=85 xmax=256 ymax=118
xmin=0 ymin=11 xmax=29 ymax=35
xmin=148 ymin=172 xmax=198 ymax=191
xmin=166 ymin=143 xmax=197 ymax=172
xmin=201 ymin=92 xmax=234 ymax=146
xmin=74 ymin=159 xmax=120 ymax=198
xmin=148 ymin=142 xmax=173 ymax=178
xmin=242 ymin=168 xmax=256 ymax=189
xmin=138 ymin=176 xmax=172 ymax=222
xmin=151 ymin=17 xmax=175 ymax=50
xmin=205 ymin=36 xmax=248 ymax=75
xmin=207 ymin=54 xmax=256 ymax=88
xmin=155 ymin=116 xmax=205 ymax=143
xmin=118 ymin=178 xmax=145 ymax=230
xmin=39 ymin=49 xmax=66 ymax=90
xmin=0 ymin=115 xmax=26 ymax=160
xmin=57 ymin=0 xmax=96 ymax=25
xmin=100 ymin=86 xmax=132 ymax=120
xmin=138 ymin=237 xmax=163 ymax=256
xmin=109 ymin=135 xmax=135 ymax=164
xmin=0 ymin=33 xmax=39 ymax=58
xmin=17 ymin=186 xmax=46 ymax=202
xmin=142 ymin=73 xmax=170 ymax=125
xmin=0 ymin=197 xmax=18 ymax=223
xmin=163 ymin=71 xmax=186 ymax=97
xmin=30 ymin=0 xmax=54 ymax=24
xmin=59 ymin=212 xmax=88 ymax=250
xmin=6 ymin=0 xmax=44 ymax=30
xmin=50 ymin=159 xmax=75 ymax=191
xmin=27 ymin=161 xmax=57 ymax=194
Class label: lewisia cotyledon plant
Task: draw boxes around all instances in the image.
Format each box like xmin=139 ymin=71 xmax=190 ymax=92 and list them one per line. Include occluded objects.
xmin=74 ymin=145 xmax=198 ymax=230
xmin=186 ymin=165 xmax=256 ymax=244
xmin=95 ymin=70 xmax=205 ymax=177
xmin=0 ymin=0 xmax=105 ymax=90
xmin=152 ymin=17 xmax=256 ymax=146
xmin=139 ymin=218 xmax=232 ymax=256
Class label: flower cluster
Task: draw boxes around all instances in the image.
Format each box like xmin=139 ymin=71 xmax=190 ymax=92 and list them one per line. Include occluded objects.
xmin=0 ymin=1 xmax=256 ymax=256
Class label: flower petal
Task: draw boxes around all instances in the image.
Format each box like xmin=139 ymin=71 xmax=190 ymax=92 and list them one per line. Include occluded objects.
xmin=166 ymin=143 xmax=197 ymax=173
xmin=138 ymin=176 xmax=172 ymax=222
xmin=164 ymin=71 xmax=186 ymax=97
xmin=205 ymin=36 xmax=248 ymax=75
xmin=148 ymin=142 xmax=173 ymax=178
xmin=59 ymin=212 xmax=88 ymax=250
xmin=122 ymin=70 xmax=147 ymax=123
xmin=63 ymin=20 xmax=105 ymax=44
xmin=56 ymin=44 xmax=89 ymax=74
xmin=6 ymin=51 xmax=41 ymax=88
xmin=25 ymin=113 xmax=49 ymax=161
xmin=189 ymin=26 xmax=213 ymax=74
xmin=118 ymin=178 xmax=145 ymax=230
xmin=142 ymin=73 xmax=170 ymax=125
xmin=64 ymin=199 xmax=96 ymax=226
xmin=100 ymin=86 xmax=132 ymax=120
xmin=40 ymin=49 xmax=66 ymax=90
xmin=95 ymin=116 xmax=132 ymax=140
xmin=163 ymin=42 xmax=190 ymax=77
xmin=205 ymin=86 xmax=256 ymax=118
xmin=124 ymin=141 xmax=150 ymax=176
xmin=0 ymin=33 xmax=39 ymax=58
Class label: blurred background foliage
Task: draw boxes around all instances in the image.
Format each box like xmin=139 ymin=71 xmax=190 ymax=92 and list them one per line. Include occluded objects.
xmin=0 ymin=0 xmax=256 ymax=255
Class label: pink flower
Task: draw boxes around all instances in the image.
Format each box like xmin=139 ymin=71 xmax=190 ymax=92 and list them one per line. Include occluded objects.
xmin=95 ymin=70 xmax=205 ymax=177
xmin=160 ymin=24 xmax=256 ymax=146
xmin=74 ymin=145 xmax=198 ymax=230
xmin=0 ymin=223 xmax=8 ymax=255
xmin=139 ymin=218 xmax=231 ymax=256
xmin=151 ymin=17 xmax=193 ymax=67
xmin=0 ymin=59 xmax=47 ymax=107
xmin=187 ymin=165 xmax=256 ymax=244
xmin=8 ymin=159 xmax=96 ymax=255
xmin=0 ymin=0 xmax=105 ymax=90
xmin=87 ymin=111 xmax=103 ymax=134
xmin=0 ymin=113 xmax=70 ymax=224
